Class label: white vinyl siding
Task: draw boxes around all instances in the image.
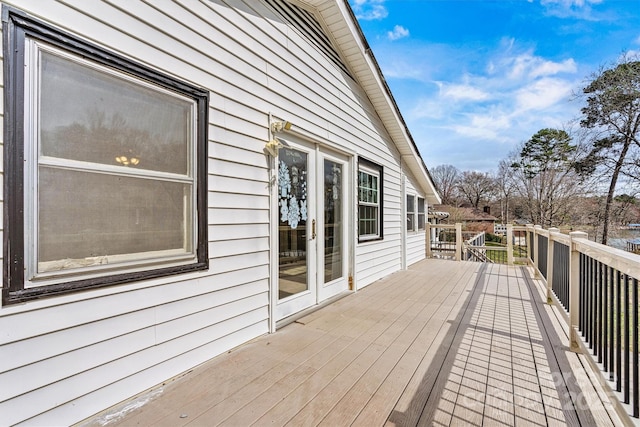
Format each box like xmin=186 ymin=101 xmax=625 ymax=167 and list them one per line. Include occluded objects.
xmin=0 ymin=0 xmax=410 ymax=424
xmin=404 ymin=176 xmax=427 ymax=267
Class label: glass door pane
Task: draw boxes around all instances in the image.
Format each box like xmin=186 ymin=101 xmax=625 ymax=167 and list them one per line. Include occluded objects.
xmin=323 ymin=159 xmax=343 ymax=283
xmin=278 ymin=148 xmax=309 ymax=299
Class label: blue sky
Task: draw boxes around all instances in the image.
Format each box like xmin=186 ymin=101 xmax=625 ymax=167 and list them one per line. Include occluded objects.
xmin=349 ymin=0 xmax=640 ymax=172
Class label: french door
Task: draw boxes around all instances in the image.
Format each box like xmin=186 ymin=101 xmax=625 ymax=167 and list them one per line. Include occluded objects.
xmin=275 ymin=139 xmax=350 ymax=321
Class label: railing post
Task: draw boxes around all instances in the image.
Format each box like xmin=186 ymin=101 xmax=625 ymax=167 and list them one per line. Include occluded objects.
xmin=506 ymin=224 xmax=514 ymax=265
xmin=547 ymin=228 xmax=559 ymax=303
xmin=569 ymin=231 xmax=587 ymax=352
xmin=455 ymin=223 xmax=462 ymax=262
xmin=426 ymin=223 xmax=432 ymax=258
xmin=533 ymin=225 xmax=542 ymax=279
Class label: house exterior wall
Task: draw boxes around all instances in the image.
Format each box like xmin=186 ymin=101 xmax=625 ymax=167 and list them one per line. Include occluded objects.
xmin=0 ymin=1 xmax=418 ymax=425
xmin=404 ymin=174 xmax=427 ymax=267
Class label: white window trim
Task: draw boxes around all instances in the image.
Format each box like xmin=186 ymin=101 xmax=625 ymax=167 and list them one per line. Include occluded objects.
xmin=417 ymin=197 xmax=426 ymax=231
xmin=406 ymin=194 xmax=416 ymax=233
xmin=23 ymin=39 xmax=198 ymax=288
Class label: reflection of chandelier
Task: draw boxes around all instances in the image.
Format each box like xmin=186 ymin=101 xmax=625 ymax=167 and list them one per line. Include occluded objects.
xmin=115 ymin=156 xmax=140 ymax=166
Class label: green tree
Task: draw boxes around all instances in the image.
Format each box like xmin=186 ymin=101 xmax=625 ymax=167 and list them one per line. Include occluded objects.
xmin=576 ymin=57 xmax=640 ymax=244
xmin=510 ymin=128 xmax=583 ymax=226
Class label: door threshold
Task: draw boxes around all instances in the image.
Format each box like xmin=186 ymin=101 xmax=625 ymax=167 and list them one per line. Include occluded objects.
xmin=275 ymin=290 xmax=353 ymax=330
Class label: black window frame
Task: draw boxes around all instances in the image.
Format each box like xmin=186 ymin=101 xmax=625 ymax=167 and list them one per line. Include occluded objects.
xmin=2 ymin=7 xmax=209 ymax=305
xmin=357 ymin=157 xmax=383 ymax=243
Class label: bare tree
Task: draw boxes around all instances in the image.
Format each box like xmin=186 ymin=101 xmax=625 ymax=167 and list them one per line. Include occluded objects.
xmin=456 ymin=170 xmax=496 ymax=209
xmin=496 ymin=159 xmax=517 ymax=223
xmin=430 ymin=164 xmax=460 ymax=205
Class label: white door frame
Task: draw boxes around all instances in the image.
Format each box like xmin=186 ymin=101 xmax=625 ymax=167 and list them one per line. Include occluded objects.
xmin=268 ymin=130 xmax=355 ymax=330
xmin=316 ymin=148 xmax=351 ymax=302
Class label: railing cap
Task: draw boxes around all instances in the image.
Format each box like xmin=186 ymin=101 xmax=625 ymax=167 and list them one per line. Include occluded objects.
xmin=569 ymin=231 xmax=588 ymax=239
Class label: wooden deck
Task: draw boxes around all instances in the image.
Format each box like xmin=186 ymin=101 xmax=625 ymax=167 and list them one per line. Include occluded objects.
xmin=87 ymin=259 xmax=625 ymax=426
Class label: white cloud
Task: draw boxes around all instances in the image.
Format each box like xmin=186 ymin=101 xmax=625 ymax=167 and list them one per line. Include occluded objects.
xmin=442 ymin=84 xmax=491 ymax=101
xmin=351 ymin=0 xmax=388 ymax=21
xmin=540 ymin=0 xmax=604 ymax=20
xmin=530 ymin=58 xmax=577 ymax=78
xmin=625 ymin=50 xmax=640 ymax=59
xmin=505 ymin=52 xmax=577 ymax=80
xmin=541 ymin=0 xmax=602 ymax=7
xmin=386 ymin=41 xmax=583 ymax=170
xmin=387 ymin=25 xmax=409 ymax=41
xmin=515 ymin=78 xmax=573 ymax=111
xmin=411 ymin=98 xmax=445 ymax=120
xmin=470 ymin=111 xmax=512 ymax=131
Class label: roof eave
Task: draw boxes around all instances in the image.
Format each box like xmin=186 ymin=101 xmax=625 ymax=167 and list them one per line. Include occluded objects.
xmin=304 ymin=0 xmax=441 ymax=205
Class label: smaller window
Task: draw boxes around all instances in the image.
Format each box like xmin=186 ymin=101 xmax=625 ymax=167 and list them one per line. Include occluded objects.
xmin=406 ymin=195 xmax=415 ymax=232
xmin=358 ymin=158 xmax=383 ymax=241
xmin=418 ymin=197 xmax=426 ymax=230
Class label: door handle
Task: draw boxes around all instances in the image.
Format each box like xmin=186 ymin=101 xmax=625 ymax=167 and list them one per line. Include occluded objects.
xmin=312 ymin=219 xmax=317 ymax=240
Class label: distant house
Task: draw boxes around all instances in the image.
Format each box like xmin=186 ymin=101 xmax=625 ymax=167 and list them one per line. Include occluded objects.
xmin=494 ymin=223 xmax=507 ymax=236
xmin=0 ymin=1 xmax=440 ymax=424
xmin=433 ymin=205 xmax=498 ymax=234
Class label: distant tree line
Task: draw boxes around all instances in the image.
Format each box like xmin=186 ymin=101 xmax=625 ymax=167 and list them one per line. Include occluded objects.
xmin=430 ymin=54 xmax=640 ymax=245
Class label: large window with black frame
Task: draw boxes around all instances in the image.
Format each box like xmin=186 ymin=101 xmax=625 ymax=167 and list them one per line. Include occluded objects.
xmin=3 ymin=9 xmax=209 ymax=303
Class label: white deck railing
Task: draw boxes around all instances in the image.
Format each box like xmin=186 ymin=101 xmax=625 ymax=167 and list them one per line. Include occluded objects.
xmin=427 ymin=223 xmax=639 ymax=423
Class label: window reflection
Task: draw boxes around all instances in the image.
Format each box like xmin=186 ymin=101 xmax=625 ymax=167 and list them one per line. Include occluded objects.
xmin=324 ymin=160 xmax=342 ymax=283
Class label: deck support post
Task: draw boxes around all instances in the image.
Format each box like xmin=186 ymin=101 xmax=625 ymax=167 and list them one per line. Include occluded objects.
xmin=426 ymin=223 xmax=432 ymax=258
xmin=569 ymin=231 xmax=587 ymax=352
xmin=455 ymin=223 xmax=462 ymax=261
xmin=507 ymin=224 xmax=514 ymax=265
xmin=547 ymin=228 xmax=559 ymax=304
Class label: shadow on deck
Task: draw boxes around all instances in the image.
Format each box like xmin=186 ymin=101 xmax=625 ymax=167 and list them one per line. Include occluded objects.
xmin=86 ymin=259 xmax=624 ymax=426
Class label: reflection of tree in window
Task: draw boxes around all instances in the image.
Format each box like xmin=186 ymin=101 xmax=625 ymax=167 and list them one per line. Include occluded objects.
xmin=40 ymin=51 xmax=190 ymax=175
xmin=42 ymin=109 xmax=188 ymax=175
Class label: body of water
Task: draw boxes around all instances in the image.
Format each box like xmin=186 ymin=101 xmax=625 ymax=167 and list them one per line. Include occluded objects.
xmin=607 ymin=228 xmax=640 ymax=251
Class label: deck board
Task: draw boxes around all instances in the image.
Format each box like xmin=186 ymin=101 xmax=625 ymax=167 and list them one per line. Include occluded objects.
xmin=90 ymin=259 xmax=625 ymax=427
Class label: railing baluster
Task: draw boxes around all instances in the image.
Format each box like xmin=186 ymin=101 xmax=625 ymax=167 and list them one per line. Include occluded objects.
xmin=603 ymin=264 xmax=608 ymax=368
xmin=564 ymin=245 xmax=569 ymax=308
xmin=625 ymin=274 xmax=630 ymax=404
xmin=608 ymin=266 xmax=614 ymax=379
xmin=587 ymin=257 xmax=596 ymax=349
xmin=617 ymin=269 xmax=622 ymax=392
xmin=595 ymin=261 xmax=601 ymax=357
xmin=580 ymin=253 xmax=585 ymax=335
xmin=633 ymin=277 xmax=639 ymax=418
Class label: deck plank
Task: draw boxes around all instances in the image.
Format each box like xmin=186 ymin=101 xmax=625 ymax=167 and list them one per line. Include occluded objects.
xmin=251 ymin=261 xmax=474 ymax=426
xmin=350 ymin=263 xmax=480 ymax=427
xmin=96 ymin=259 xmax=624 ymax=427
